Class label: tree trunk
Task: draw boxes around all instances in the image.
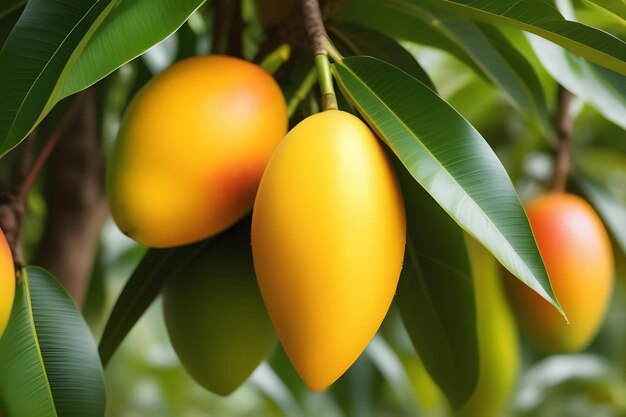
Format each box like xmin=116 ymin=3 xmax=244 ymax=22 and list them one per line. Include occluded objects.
xmin=36 ymin=88 xmax=108 ymax=307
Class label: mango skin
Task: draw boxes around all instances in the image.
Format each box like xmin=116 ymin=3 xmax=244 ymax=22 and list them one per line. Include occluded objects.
xmin=460 ymin=238 xmax=519 ymax=417
xmin=0 ymin=229 xmax=14 ymax=339
xmin=108 ymin=56 xmax=287 ymax=248
xmin=162 ymin=219 xmax=275 ymax=396
xmin=505 ymin=193 xmax=614 ymax=353
xmin=251 ymin=110 xmax=406 ymax=391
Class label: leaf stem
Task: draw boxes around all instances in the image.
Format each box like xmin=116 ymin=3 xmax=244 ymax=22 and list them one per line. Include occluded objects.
xmin=259 ymin=44 xmax=291 ymax=75
xmin=301 ymin=0 xmax=338 ymax=111
xmin=552 ymin=86 xmax=573 ymax=193
xmin=287 ymin=68 xmax=318 ymax=118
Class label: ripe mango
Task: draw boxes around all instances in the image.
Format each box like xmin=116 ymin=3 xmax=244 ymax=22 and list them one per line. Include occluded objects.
xmin=108 ymin=56 xmax=287 ymax=247
xmin=505 ymin=193 xmax=614 ymax=353
xmin=162 ymin=219 xmax=275 ymax=396
xmin=0 ymin=229 xmax=14 ymax=339
xmin=460 ymin=238 xmax=519 ymax=417
xmin=251 ymin=110 xmax=406 ymax=391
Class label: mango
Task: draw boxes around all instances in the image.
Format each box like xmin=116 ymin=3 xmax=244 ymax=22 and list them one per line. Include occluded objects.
xmin=108 ymin=56 xmax=287 ymax=247
xmin=505 ymin=193 xmax=614 ymax=353
xmin=460 ymin=238 xmax=519 ymax=417
xmin=251 ymin=110 xmax=406 ymax=391
xmin=0 ymin=228 xmax=14 ymax=339
xmin=162 ymin=219 xmax=275 ymax=396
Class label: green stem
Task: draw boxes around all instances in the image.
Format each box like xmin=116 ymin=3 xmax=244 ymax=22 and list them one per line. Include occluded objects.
xmin=287 ymin=68 xmax=318 ymax=118
xmin=315 ymin=54 xmax=338 ymax=111
xmin=302 ymin=0 xmax=338 ymax=111
xmin=260 ymin=44 xmax=291 ymax=75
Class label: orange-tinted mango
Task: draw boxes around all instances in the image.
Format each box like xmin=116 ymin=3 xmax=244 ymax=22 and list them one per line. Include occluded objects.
xmin=0 ymin=228 xmax=15 ymax=339
xmin=251 ymin=110 xmax=406 ymax=391
xmin=505 ymin=193 xmax=614 ymax=353
xmin=108 ymin=56 xmax=287 ymax=247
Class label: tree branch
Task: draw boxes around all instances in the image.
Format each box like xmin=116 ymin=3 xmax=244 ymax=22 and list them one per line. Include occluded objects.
xmin=552 ymin=86 xmax=574 ymax=193
xmin=18 ymin=95 xmax=84 ymax=204
xmin=0 ymin=94 xmax=84 ymax=270
xmin=36 ymin=88 xmax=108 ymax=307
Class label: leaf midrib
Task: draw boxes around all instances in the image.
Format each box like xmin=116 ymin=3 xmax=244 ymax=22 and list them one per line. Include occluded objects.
xmin=2 ymin=0 xmax=105 ymax=147
xmin=441 ymin=0 xmax=626 ymax=65
xmin=336 ymin=60 xmax=553 ymax=305
xmin=23 ymin=271 xmax=58 ymax=417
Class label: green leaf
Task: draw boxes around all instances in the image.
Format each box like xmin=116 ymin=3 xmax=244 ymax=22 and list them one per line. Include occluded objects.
xmin=0 ymin=267 xmax=105 ymax=417
xmin=339 ymin=0 xmax=548 ymax=127
xmin=476 ymin=23 xmax=549 ymax=128
xmin=98 ymin=239 xmax=209 ymax=367
xmin=436 ymin=0 xmax=626 ymax=75
xmin=0 ymin=0 xmax=25 ymax=20
xmin=333 ymin=56 xmax=562 ymax=314
xmin=583 ymin=0 xmax=626 ymax=22
xmin=60 ymin=0 xmax=205 ymax=98
xmin=576 ymin=174 xmax=626 ymax=256
xmin=329 ymin=22 xmax=435 ymax=90
xmin=528 ymin=34 xmax=626 ymax=130
xmin=0 ymin=0 xmax=118 ymax=157
xmin=394 ymin=162 xmax=478 ymax=407
xmin=0 ymin=0 xmax=205 ymax=158
xmin=337 ymin=0 xmax=487 ymax=78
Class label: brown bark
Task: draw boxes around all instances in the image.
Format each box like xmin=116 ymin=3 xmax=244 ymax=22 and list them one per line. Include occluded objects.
xmin=36 ymin=88 xmax=108 ymax=307
xmin=552 ymin=86 xmax=574 ymax=193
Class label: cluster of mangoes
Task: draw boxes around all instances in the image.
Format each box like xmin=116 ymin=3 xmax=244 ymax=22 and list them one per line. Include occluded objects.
xmin=108 ymin=55 xmax=405 ymax=394
xmin=106 ymin=54 xmax=615 ymax=409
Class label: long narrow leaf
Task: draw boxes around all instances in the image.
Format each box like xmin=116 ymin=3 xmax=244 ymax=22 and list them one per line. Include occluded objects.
xmin=339 ymin=0 xmax=548 ymax=128
xmin=436 ymin=0 xmax=626 ymax=75
xmin=394 ymin=162 xmax=478 ymax=407
xmin=98 ymin=239 xmax=209 ymax=366
xmin=528 ymin=34 xmax=626 ymax=130
xmin=333 ymin=56 xmax=562 ymax=314
xmin=60 ymin=0 xmax=205 ymax=98
xmin=583 ymin=0 xmax=626 ymax=22
xmin=330 ymin=22 xmax=435 ymax=90
xmin=0 ymin=0 xmax=118 ymax=157
xmin=0 ymin=267 xmax=105 ymax=417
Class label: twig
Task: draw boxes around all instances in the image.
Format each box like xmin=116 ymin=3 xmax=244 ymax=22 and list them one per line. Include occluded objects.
xmin=18 ymin=95 xmax=84 ymax=203
xmin=301 ymin=0 xmax=338 ymax=110
xmin=302 ymin=0 xmax=330 ymax=56
xmin=0 ymin=93 xmax=84 ymax=271
xmin=552 ymin=86 xmax=574 ymax=193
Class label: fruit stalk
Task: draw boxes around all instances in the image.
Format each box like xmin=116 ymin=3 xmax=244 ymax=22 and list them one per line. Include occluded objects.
xmin=552 ymin=85 xmax=573 ymax=193
xmin=301 ymin=0 xmax=338 ymax=110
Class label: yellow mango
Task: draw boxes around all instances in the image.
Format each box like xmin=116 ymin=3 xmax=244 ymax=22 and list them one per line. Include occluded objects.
xmin=162 ymin=219 xmax=275 ymax=396
xmin=0 ymin=228 xmax=15 ymax=339
xmin=108 ymin=56 xmax=287 ymax=247
xmin=505 ymin=193 xmax=614 ymax=353
xmin=251 ymin=110 xmax=406 ymax=391
xmin=460 ymin=238 xmax=519 ymax=417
